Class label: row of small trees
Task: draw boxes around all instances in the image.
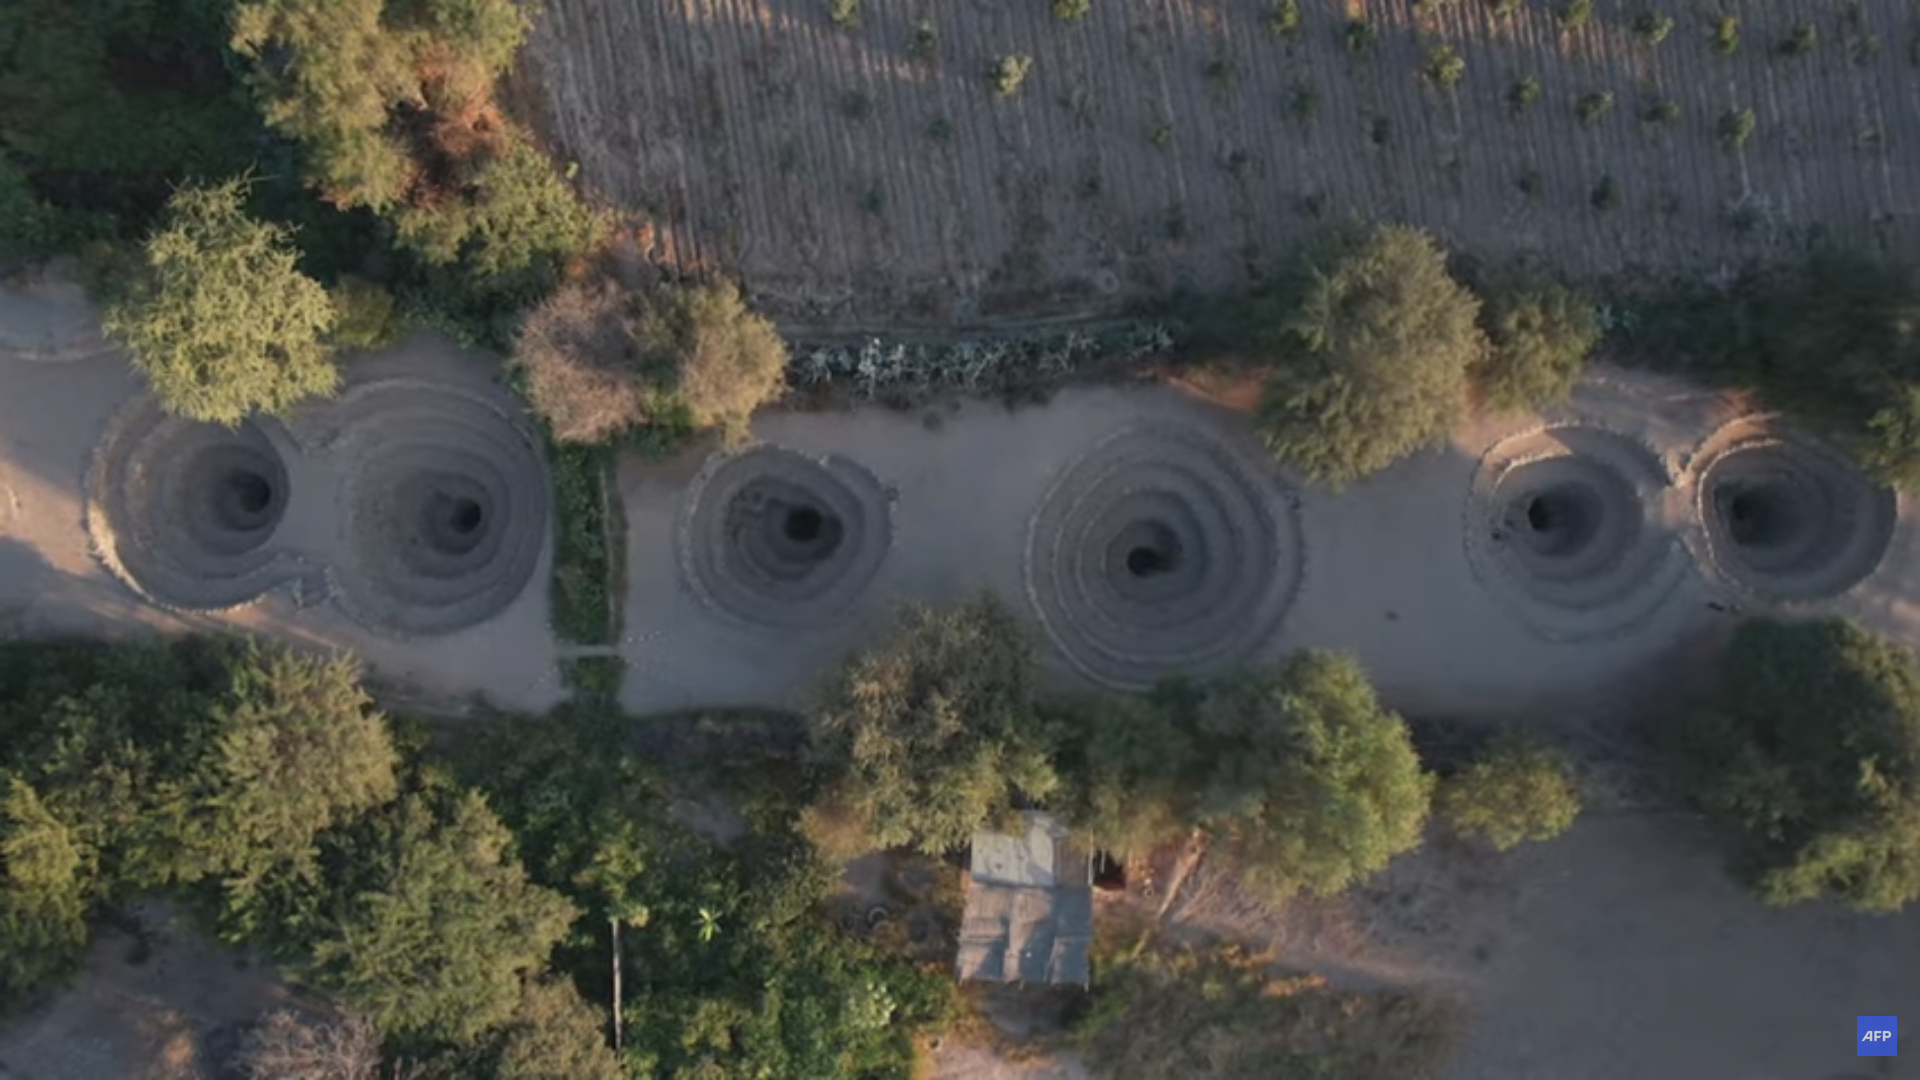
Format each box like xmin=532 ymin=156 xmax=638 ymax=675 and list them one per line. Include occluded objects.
xmin=798 ymin=596 xmax=1584 ymax=905
xmin=797 ymin=595 xmax=1920 ymax=914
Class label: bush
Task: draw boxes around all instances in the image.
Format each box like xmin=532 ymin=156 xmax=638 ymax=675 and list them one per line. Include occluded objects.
xmin=1053 ymin=0 xmax=1091 ymax=22
xmin=0 ymin=776 xmax=92 ymax=1009
xmin=1195 ymin=652 xmax=1431 ymax=901
xmin=1509 ymin=75 xmax=1542 ymax=111
xmin=1575 ymin=90 xmax=1615 ymax=124
xmin=1863 ymin=385 xmax=1920 ymax=491
xmin=1640 ymin=98 xmax=1681 ymax=126
xmin=1052 ymin=692 xmax=1199 ymax=858
xmin=235 ymin=1010 xmax=384 ymax=1080
xmin=1254 ymin=225 xmax=1485 ymax=487
xmin=490 ymin=978 xmax=622 ymax=1080
xmin=1269 ymin=0 xmax=1302 ymax=37
xmin=631 ymin=280 xmax=788 ymax=445
xmin=1423 ymin=45 xmax=1466 ymax=89
xmin=1718 ymin=107 xmax=1757 ymax=150
xmin=326 ymin=275 xmax=405 ymax=352
xmin=104 ymin=179 xmax=340 ymax=425
xmin=990 ymin=54 xmax=1034 ymax=97
xmin=1779 ymin=21 xmax=1816 ymax=57
xmin=1632 ymin=11 xmax=1674 ymax=44
xmin=1436 ymin=737 xmax=1580 ymax=850
xmin=1713 ymin=16 xmax=1740 ymax=55
xmin=803 ymin=595 xmax=1057 ymax=859
xmin=1473 ymin=280 xmax=1600 ymax=412
xmin=547 ymin=442 xmax=617 ymax=646
xmin=1556 ymin=0 xmax=1593 ymax=31
xmin=1670 ymin=619 xmax=1920 ymax=911
xmin=515 ymin=280 xmax=656 ymax=445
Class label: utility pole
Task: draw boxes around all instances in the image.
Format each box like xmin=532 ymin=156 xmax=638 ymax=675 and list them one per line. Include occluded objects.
xmin=611 ymin=916 xmax=624 ymax=1055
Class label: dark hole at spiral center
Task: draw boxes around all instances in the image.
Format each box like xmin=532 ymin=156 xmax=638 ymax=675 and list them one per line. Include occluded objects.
xmin=784 ymin=506 xmax=824 ymax=543
xmin=1721 ymin=484 xmax=1797 ymax=548
xmin=225 ymin=469 xmax=272 ymax=515
xmin=448 ymin=498 xmax=484 ymax=535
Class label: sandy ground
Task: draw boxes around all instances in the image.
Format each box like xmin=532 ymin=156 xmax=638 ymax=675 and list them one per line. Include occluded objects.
xmin=0 ymin=908 xmax=299 ymax=1080
xmin=0 ymin=277 xmax=562 ymax=713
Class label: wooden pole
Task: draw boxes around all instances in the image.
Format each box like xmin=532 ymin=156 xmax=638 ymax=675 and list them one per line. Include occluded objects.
xmin=611 ymin=917 xmax=624 ymax=1055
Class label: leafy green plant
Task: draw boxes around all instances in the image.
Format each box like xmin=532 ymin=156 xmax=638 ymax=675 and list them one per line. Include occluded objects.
xmin=1436 ymin=737 xmax=1582 ymax=850
xmin=1345 ymin=17 xmax=1377 ymax=54
xmin=1053 ymin=0 xmax=1091 ymax=21
xmin=1473 ymin=280 xmax=1601 ymax=412
xmin=829 ymin=0 xmax=860 ymax=28
xmin=1269 ymin=0 xmax=1302 ymax=37
xmin=1557 ymin=0 xmax=1593 ymax=31
xmin=547 ymin=442 xmax=617 ymax=645
xmin=1289 ymin=83 xmax=1320 ymax=122
xmin=1151 ymin=120 xmax=1175 ymax=148
xmin=1640 ymin=98 xmax=1681 ymax=126
xmin=1719 ymin=106 xmax=1757 ymax=150
xmin=1509 ymin=75 xmax=1543 ymax=111
xmin=1486 ymin=0 xmax=1522 ymax=14
xmin=1575 ymin=90 xmax=1615 ymax=125
xmin=1713 ymin=15 xmax=1740 ymax=54
xmin=908 ymin=17 xmax=937 ymax=60
xmin=1779 ymin=21 xmax=1817 ymax=56
xmin=990 ymin=53 xmax=1033 ymax=97
xmin=1423 ymin=45 xmax=1466 ymax=89
xmin=1632 ymin=10 xmax=1674 ymax=43
xmin=103 ymin=178 xmax=340 ymax=426
xmin=1255 ymin=225 xmax=1485 ymax=486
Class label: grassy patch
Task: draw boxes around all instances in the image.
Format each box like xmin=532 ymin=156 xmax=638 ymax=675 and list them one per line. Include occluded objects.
xmin=1072 ymin=936 xmax=1460 ymax=1079
xmin=548 ymin=441 xmax=618 ymax=646
xmin=559 ymin=655 xmax=625 ymax=701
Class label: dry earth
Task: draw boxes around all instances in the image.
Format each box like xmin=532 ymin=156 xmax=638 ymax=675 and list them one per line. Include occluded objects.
xmin=0 ymin=272 xmax=563 ymax=713
xmin=527 ymin=0 xmax=1920 ymax=327
xmin=0 ymin=908 xmax=300 ymax=1080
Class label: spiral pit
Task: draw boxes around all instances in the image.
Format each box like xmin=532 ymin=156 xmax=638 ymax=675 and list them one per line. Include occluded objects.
xmin=86 ymin=394 xmax=300 ymax=610
xmin=315 ymin=380 xmax=549 ymax=638
xmin=1466 ymin=426 xmax=1689 ymax=642
xmin=1025 ymin=423 xmax=1302 ymax=690
xmin=678 ymin=446 xmax=891 ymax=627
xmin=1693 ymin=430 xmax=1896 ymax=602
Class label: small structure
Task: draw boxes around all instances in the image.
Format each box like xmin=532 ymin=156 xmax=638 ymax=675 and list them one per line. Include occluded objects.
xmin=954 ymin=811 xmax=1093 ymax=988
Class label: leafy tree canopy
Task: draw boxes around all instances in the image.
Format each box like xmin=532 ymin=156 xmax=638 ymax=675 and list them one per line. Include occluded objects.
xmin=296 ymin=787 xmax=579 ymax=1044
xmin=1473 ymin=280 xmax=1600 ymax=413
xmin=0 ymin=775 xmax=93 ymax=1008
xmin=1672 ymin=618 xmax=1920 ymax=911
xmin=1256 ymin=225 xmax=1485 ymax=487
xmin=489 ymin=977 xmax=623 ymax=1080
xmin=1194 ymin=651 xmax=1431 ymax=901
xmin=104 ymin=179 xmax=340 ymax=425
xmin=1435 ymin=735 xmax=1580 ymax=851
xmin=804 ymin=595 xmax=1056 ymax=859
xmin=1051 ymin=690 xmax=1200 ymax=859
xmin=633 ymin=280 xmax=790 ymax=445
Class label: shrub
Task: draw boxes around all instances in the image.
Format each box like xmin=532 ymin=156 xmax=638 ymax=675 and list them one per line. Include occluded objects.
xmin=1254 ymin=225 xmax=1485 ymax=486
xmin=1713 ymin=16 xmax=1740 ymax=55
xmin=1575 ymin=90 xmax=1615 ymax=125
xmin=1289 ymin=84 xmax=1320 ymax=122
xmin=515 ymin=280 xmax=654 ymax=446
xmin=1423 ymin=45 xmax=1466 ymax=89
xmin=235 ymin=1010 xmax=384 ymax=1080
xmin=802 ymin=595 xmax=1056 ymax=859
xmin=1670 ymin=619 xmax=1920 ymax=911
xmin=103 ymin=179 xmax=339 ymax=426
xmin=1053 ymin=0 xmax=1091 ymax=22
xmin=1640 ymin=98 xmax=1682 ymax=126
xmin=990 ymin=54 xmax=1034 ymax=97
xmin=1436 ymin=737 xmax=1581 ymax=850
xmin=908 ymin=18 xmax=938 ymax=61
xmin=1719 ymin=106 xmax=1757 ymax=150
xmin=1557 ymin=0 xmax=1593 ymax=31
xmin=1487 ymin=0 xmax=1522 ymax=14
xmin=1473 ymin=280 xmax=1600 ymax=412
xmin=1195 ymin=652 xmax=1431 ymax=901
xmin=632 ymin=280 xmax=788 ymax=445
xmin=1863 ymin=385 xmax=1920 ymax=491
xmin=1633 ymin=11 xmax=1674 ymax=44
xmin=1052 ymin=693 xmax=1199 ymax=858
xmin=1509 ymin=75 xmax=1542 ymax=111
xmin=1779 ymin=21 xmax=1816 ymax=57
xmin=829 ymin=0 xmax=860 ymax=27
xmin=491 ymin=978 xmax=623 ymax=1080
xmin=1345 ymin=17 xmax=1377 ymax=54
xmin=0 ymin=777 xmax=92 ymax=1009
xmin=1269 ymin=0 xmax=1302 ymax=37
xmin=326 ymin=275 xmax=405 ymax=352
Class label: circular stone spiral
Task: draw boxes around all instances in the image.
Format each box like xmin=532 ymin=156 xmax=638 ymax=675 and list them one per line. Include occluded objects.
xmin=312 ymin=379 xmax=549 ymax=638
xmin=86 ymin=394 xmax=301 ymax=610
xmin=677 ymin=446 xmax=892 ymax=628
xmin=1691 ymin=425 xmax=1896 ymax=603
xmin=1025 ymin=423 xmax=1303 ymax=690
xmin=1464 ymin=426 xmax=1690 ymax=642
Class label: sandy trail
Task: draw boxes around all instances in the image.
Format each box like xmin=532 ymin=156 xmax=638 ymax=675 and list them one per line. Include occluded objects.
xmin=0 ymin=284 xmax=562 ymax=713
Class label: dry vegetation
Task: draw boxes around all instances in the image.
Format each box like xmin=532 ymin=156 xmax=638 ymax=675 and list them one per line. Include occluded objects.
xmin=529 ymin=0 xmax=1917 ymax=328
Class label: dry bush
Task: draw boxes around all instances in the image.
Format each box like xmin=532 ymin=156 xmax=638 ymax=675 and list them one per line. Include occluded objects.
xmin=235 ymin=1009 xmax=382 ymax=1080
xmin=514 ymin=279 xmax=650 ymax=445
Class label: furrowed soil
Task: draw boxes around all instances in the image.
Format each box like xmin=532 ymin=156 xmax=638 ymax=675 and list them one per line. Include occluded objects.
xmin=527 ymin=0 xmax=1920 ymax=328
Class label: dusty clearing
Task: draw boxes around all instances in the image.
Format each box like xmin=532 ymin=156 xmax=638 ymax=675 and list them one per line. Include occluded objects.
xmin=529 ymin=0 xmax=1920 ymax=327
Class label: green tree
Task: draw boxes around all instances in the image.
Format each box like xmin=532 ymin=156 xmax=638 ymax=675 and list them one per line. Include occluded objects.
xmin=1256 ymin=225 xmax=1485 ymax=486
xmin=490 ymin=977 xmax=622 ymax=1080
xmin=0 ymin=776 xmax=93 ymax=1007
xmin=1671 ymin=618 xmax=1920 ymax=911
xmin=104 ymin=179 xmax=340 ymax=425
xmin=1052 ymin=691 xmax=1199 ymax=858
xmin=803 ymin=595 xmax=1056 ymax=859
xmin=1435 ymin=736 xmax=1581 ymax=850
xmin=1473 ymin=281 xmax=1601 ymax=412
xmin=632 ymin=280 xmax=789 ymax=445
xmin=300 ymin=789 xmax=579 ymax=1042
xmin=198 ymin=647 xmax=399 ymax=929
xmin=1196 ymin=652 xmax=1431 ymax=901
